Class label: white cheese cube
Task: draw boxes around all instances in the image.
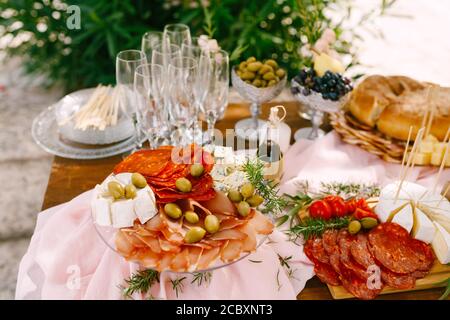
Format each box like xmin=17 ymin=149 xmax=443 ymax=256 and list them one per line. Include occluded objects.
xmin=433 ymin=142 xmax=446 ymax=154
xmin=419 ymin=141 xmax=434 ymax=154
xmin=432 ymin=222 xmax=450 ymax=264
xmin=411 ymin=152 xmax=431 ymax=165
xmin=412 ymin=207 xmax=436 ymax=243
xmin=92 ymin=197 xmax=112 ymax=226
xmin=111 ymin=199 xmax=136 ymax=228
xmin=134 ymin=190 xmax=157 ymax=224
xmin=430 ymin=152 xmax=444 ymax=166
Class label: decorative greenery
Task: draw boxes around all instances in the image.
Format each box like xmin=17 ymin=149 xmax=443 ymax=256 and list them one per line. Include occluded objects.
xmin=170 ymin=276 xmax=187 ymax=298
xmin=1 ymin=0 xmax=397 ymax=92
xmin=243 ymin=158 xmax=287 ymax=215
xmin=122 ymin=269 xmax=160 ymax=299
xmin=439 ymin=277 xmax=450 ymax=300
xmin=191 ymin=272 xmax=213 ymax=287
xmin=318 ymin=182 xmax=380 ymax=199
xmin=289 ymin=216 xmax=350 ymax=240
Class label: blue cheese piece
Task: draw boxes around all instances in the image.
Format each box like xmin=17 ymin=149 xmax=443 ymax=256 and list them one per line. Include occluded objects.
xmin=111 ymin=199 xmax=136 ymax=228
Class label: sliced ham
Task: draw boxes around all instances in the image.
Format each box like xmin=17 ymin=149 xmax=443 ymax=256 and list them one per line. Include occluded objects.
xmin=220 ymin=239 xmax=243 ymax=263
xmin=247 ymin=210 xmax=274 ymax=235
xmin=209 ymin=229 xmax=248 ymax=241
xmin=197 ymin=247 xmax=221 ymax=270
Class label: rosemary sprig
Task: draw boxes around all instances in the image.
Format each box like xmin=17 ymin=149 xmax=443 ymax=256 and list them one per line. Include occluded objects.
xmin=278 ymin=255 xmax=292 ymax=269
xmin=289 ymin=216 xmax=351 ymax=241
xmin=123 ymin=269 xmax=160 ymax=299
xmin=170 ymin=276 xmax=186 ymax=298
xmin=243 ymin=159 xmax=287 ymax=215
xmin=319 ymin=182 xmax=380 ymax=199
xmin=439 ymin=277 xmax=450 ymax=300
xmin=191 ymin=272 xmax=212 ymax=287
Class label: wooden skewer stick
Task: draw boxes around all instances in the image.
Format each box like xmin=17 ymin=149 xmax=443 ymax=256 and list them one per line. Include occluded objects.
xmin=438 ymin=183 xmax=450 ymax=206
xmin=395 ymin=127 xmax=425 ymax=202
xmin=425 ymin=86 xmax=436 ymax=138
xmin=398 ymin=126 xmax=413 ymax=181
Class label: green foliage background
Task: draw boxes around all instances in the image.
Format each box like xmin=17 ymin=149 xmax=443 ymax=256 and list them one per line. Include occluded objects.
xmin=0 ymin=0 xmax=395 ymax=92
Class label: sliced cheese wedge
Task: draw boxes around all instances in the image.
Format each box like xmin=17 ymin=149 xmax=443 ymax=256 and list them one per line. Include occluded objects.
xmin=134 ymin=191 xmax=157 ymax=224
xmin=412 ymin=207 xmax=436 ymax=244
xmin=388 ymin=203 xmax=414 ymax=233
xmin=432 ymin=222 xmax=450 ymax=264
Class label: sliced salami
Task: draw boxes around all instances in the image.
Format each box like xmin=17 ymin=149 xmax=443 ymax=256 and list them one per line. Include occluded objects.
xmin=380 ymin=268 xmax=416 ymax=290
xmin=311 ymin=238 xmax=329 ymax=264
xmin=314 ymin=261 xmax=341 ymax=286
xmin=350 ymin=233 xmax=376 ymax=269
xmin=338 ymin=261 xmax=383 ymax=300
xmin=368 ymin=223 xmax=424 ymax=274
xmin=338 ymin=230 xmax=368 ymax=281
xmin=322 ymin=229 xmax=341 ymax=273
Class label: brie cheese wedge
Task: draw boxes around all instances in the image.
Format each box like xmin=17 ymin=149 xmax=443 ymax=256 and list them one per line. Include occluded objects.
xmin=432 ymin=222 xmax=450 ymax=264
xmin=412 ymin=207 xmax=436 ymax=244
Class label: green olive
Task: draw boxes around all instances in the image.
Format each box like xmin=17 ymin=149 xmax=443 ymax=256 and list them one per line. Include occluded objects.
xmin=247 ymin=61 xmax=263 ymax=72
xmin=263 ymin=72 xmax=276 ymax=81
xmin=108 ymin=181 xmax=124 ymax=200
xmin=124 ymin=184 xmax=137 ymax=199
xmin=175 ymin=177 xmax=192 ymax=193
xmin=240 ymin=183 xmax=255 ymax=199
xmin=184 ymin=210 xmax=199 ymax=224
xmin=190 ymin=163 xmax=204 ymax=177
xmin=265 ymin=59 xmax=278 ymax=69
xmin=247 ymin=194 xmax=264 ymax=207
xmin=237 ymin=201 xmax=251 ymax=217
xmin=258 ymin=64 xmax=273 ymax=75
xmin=245 ymin=80 xmax=252 ymax=84
xmin=361 ymin=217 xmax=378 ymax=229
xmin=348 ymin=220 xmax=362 ymax=235
xmin=252 ymin=79 xmax=262 ymax=87
xmin=184 ymin=227 xmax=206 ymax=243
xmin=246 ymin=56 xmax=257 ymax=63
xmin=228 ymin=189 xmax=243 ymax=203
xmin=204 ymin=215 xmax=220 ymax=234
xmin=238 ymin=61 xmax=247 ymax=71
xmin=275 ymin=68 xmax=286 ymax=78
xmin=260 ymin=79 xmax=268 ymax=87
xmin=164 ymin=203 xmax=182 ymax=219
xmin=240 ymin=71 xmax=256 ymax=81
xmin=268 ymin=79 xmax=278 ymax=87
xmin=131 ymin=172 xmax=147 ymax=188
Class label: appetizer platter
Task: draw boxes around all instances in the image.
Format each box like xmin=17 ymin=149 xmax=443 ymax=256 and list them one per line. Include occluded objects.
xmin=285 ymin=140 xmax=450 ymax=299
xmin=91 ymin=145 xmax=274 ymax=273
xmin=330 ymin=75 xmax=450 ymax=165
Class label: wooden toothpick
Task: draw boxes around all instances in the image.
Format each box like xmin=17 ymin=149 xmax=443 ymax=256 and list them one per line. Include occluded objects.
xmin=398 ymin=126 xmax=413 ymax=181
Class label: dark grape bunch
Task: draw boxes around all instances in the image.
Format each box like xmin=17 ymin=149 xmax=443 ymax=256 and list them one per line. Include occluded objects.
xmin=291 ymin=69 xmax=353 ymax=101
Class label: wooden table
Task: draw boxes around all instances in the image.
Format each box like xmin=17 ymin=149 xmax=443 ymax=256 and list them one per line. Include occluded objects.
xmin=41 ymin=101 xmax=446 ymax=300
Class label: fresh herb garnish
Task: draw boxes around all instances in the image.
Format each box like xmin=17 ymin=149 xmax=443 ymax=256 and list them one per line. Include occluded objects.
xmin=439 ymin=278 xmax=450 ymax=300
xmin=243 ymin=159 xmax=287 ymax=215
xmin=191 ymin=272 xmax=212 ymax=287
xmin=249 ymin=259 xmax=263 ymax=263
xmin=278 ymin=255 xmax=293 ymax=269
xmin=122 ymin=269 xmax=160 ymax=299
xmin=289 ymin=216 xmax=351 ymax=241
xmin=171 ymin=276 xmax=186 ymax=298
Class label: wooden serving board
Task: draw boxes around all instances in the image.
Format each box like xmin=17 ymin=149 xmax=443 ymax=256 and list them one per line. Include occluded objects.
xmin=327 ymin=261 xmax=450 ymax=299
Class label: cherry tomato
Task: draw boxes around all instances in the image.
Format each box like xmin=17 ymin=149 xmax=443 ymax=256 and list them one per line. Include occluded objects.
xmin=309 ymin=200 xmax=333 ymax=220
xmin=346 ymin=198 xmax=358 ymax=213
xmin=356 ymin=198 xmax=371 ymax=211
xmin=353 ymin=208 xmax=378 ymax=220
xmin=323 ymin=195 xmax=348 ymax=217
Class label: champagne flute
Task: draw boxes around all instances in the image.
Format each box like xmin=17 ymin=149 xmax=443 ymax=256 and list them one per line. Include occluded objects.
xmin=141 ymin=31 xmax=162 ymax=63
xmin=167 ymin=56 xmax=198 ymax=146
xmin=151 ymin=43 xmax=181 ymax=71
xmin=134 ymin=63 xmax=164 ymax=149
xmin=116 ymin=49 xmax=146 ymax=153
xmin=181 ymin=42 xmax=211 ymax=144
xmin=202 ymin=49 xmax=229 ymax=145
xmin=163 ymin=23 xmax=191 ymax=49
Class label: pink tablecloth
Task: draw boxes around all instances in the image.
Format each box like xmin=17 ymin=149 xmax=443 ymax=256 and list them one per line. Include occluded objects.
xmin=16 ymin=132 xmax=449 ymax=299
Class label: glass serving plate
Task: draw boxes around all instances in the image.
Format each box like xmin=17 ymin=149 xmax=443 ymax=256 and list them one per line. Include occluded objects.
xmin=91 ymin=185 xmax=271 ymax=274
xmin=32 ymin=88 xmax=144 ymax=159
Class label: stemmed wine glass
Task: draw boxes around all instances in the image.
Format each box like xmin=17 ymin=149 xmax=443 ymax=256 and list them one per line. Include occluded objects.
xmin=141 ymin=31 xmax=162 ymax=63
xmin=181 ymin=42 xmax=211 ymax=144
xmin=167 ymin=57 xmax=198 ymax=146
xmin=163 ymin=23 xmax=191 ymax=49
xmin=202 ymin=49 xmax=229 ymax=145
xmin=115 ymin=49 xmax=147 ymax=153
xmin=134 ymin=63 xmax=165 ymax=149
